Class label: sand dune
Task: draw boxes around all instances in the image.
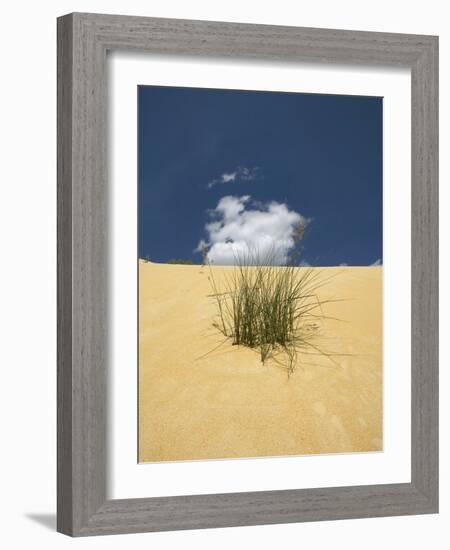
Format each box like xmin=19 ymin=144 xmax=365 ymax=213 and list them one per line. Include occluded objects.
xmin=138 ymin=261 xmax=382 ymax=462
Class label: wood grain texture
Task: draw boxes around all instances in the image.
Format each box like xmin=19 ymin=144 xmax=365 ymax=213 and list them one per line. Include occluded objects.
xmin=57 ymin=13 xmax=73 ymax=535
xmin=410 ymin=36 xmax=439 ymax=507
xmin=57 ymin=12 xmax=439 ymax=536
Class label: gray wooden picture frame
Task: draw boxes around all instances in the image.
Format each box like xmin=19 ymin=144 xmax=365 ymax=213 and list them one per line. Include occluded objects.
xmin=57 ymin=12 xmax=438 ymax=537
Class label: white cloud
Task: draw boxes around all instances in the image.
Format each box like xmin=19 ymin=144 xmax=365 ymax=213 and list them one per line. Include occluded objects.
xmin=370 ymin=258 xmax=382 ymax=266
xmin=207 ymin=166 xmax=259 ymax=189
xmin=339 ymin=262 xmax=348 ymax=266
xmin=196 ymin=195 xmax=308 ymax=265
xmin=221 ymin=172 xmax=237 ymax=183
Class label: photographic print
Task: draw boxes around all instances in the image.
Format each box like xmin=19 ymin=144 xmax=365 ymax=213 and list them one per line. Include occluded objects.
xmin=138 ymin=85 xmax=382 ymax=463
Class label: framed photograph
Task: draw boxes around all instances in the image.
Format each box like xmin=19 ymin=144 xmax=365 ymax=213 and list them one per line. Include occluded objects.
xmin=57 ymin=13 xmax=438 ymax=536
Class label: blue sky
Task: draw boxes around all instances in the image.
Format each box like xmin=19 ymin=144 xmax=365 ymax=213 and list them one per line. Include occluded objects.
xmin=138 ymin=86 xmax=382 ymax=266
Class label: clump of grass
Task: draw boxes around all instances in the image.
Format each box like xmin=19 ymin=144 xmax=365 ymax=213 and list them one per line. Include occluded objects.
xmin=207 ymin=246 xmax=336 ymax=376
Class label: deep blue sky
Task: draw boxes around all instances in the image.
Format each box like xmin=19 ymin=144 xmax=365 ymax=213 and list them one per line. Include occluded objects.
xmin=138 ymin=86 xmax=382 ymax=266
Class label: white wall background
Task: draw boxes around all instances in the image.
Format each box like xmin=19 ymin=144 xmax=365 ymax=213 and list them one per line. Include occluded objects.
xmin=0 ymin=1 xmax=447 ymax=548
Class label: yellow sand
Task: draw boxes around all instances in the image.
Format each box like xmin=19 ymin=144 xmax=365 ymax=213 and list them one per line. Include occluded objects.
xmin=138 ymin=261 xmax=382 ymax=462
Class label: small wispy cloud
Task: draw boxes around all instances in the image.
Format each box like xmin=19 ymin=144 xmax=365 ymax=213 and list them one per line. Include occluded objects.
xmin=370 ymin=258 xmax=382 ymax=266
xmin=207 ymin=166 xmax=259 ymax=189
xmin=339 ymin=262 xmax=348 ymax=267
